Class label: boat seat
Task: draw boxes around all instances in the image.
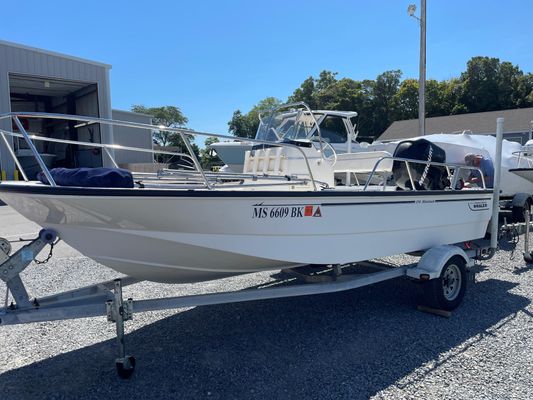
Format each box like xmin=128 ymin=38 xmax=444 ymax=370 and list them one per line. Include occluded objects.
xmin=37 ymin=167 xmax=134 ymax=188
xmin=244 ymin=147 xmax=285 ymax=175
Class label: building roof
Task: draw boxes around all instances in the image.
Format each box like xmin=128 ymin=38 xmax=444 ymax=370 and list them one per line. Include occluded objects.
xmin=0 ymin=40 xmax=111 ymax=69
xmin=379 ymin=107 xmax=533 ymax=141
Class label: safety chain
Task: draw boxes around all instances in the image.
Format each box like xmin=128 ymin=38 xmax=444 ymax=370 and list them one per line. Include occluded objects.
xmin=499 ymin=225 xmax=520 ymax=260
xmin=34 ymin=242 xmax=55 ymax=265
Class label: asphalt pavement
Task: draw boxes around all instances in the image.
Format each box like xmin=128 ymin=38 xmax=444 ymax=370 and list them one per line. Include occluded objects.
xmin=0 ymin=205 xmax=532 ymax=399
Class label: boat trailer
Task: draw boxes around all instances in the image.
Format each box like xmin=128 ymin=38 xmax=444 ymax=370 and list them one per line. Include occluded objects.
xmin=0 ymin=228 xmax=498 ymax=378
xmin=0 ymin=117 xmax=515 ymax=378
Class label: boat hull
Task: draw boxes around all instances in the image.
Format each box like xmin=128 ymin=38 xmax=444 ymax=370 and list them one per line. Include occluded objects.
xmin=0 ymin=184 xmax=493 ymax=283
xmin=509 ymin=168 xmax=533 ymax=184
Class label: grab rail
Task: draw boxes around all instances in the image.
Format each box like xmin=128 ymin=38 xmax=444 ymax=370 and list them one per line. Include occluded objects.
xmin=0 ymin=112 xmax=321 ymax=191
xmin=362 ymin=155 xmax=487 ymax=191
xmin=511 ymin=150 xmax=533 ymax=168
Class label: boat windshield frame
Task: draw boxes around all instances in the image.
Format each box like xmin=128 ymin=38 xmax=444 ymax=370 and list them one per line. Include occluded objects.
xmin=256 ymin=102 xmax=325 ymax=155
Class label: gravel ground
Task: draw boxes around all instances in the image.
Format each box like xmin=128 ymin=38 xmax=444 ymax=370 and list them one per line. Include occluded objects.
xmin=1 ymin=209 xmax=533 ymax=399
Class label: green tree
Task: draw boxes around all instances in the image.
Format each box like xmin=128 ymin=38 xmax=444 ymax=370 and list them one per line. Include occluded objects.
xmin=288 ymin=76 xmax=316 ymax=108
xmin=355 ymin=79 xmax=377 ymax=140
xmin=131 ymin=104 xmax=199 ymax=165
xmin=371 ymin=70 xmax=402 ymax=136
xmin=517 ymin=73 xmax=533 ymax=107
xmin=131 ymin=105 xmax=188 ymax=147
xmin=426 ymin=79 xmax=457 ymax=117
xmin=199 ymin=137 xmax=221 ymax=169
xmin=498 ymin=61 xmax=524 ymax=109
xmin=459 ymin=56 xmax=501 ymax=112
xmin=393 ymin=78 xmax=418 ymax=120
xmin=439 ymin=78 xmax=467 ymax=115
xmin=315 ymin=71 xmax=338 ymax=93
xmin=288 ymin=70 xmax=338 ymax=109
xmin=228 ymin=110 xmax=254 ymax=138
xmin=315 ymin=78 xmax=363 ymax=111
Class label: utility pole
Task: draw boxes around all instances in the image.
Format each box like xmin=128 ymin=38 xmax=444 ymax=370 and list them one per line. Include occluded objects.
xmin=408 ymin=1 xmax=426 ymax=136
xmin=419 ymin=0 xmax=426 ymax=136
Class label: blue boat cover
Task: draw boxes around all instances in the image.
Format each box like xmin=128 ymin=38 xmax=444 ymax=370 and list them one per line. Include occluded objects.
xmin=37 ymin=168 xmax=134 ymax=188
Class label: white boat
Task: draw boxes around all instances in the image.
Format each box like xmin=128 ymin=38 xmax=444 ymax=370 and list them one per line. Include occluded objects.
xmin=508 ymin=139 xmax=533 ymax=184
xmin=0 ymin=112 xmax=494 ymax=284
xmin=210 ymin=103 xmax=359 ymax=172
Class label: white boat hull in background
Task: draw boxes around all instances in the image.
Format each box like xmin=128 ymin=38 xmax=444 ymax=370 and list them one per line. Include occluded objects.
xmin=509 ymin=168 xmax=533 ymax=184
xmin=0 ymin=185 xmax=493 ymax=283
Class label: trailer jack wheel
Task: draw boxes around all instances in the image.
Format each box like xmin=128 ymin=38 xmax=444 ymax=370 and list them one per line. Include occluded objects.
xmin=421 ymin=256 xmax=467 ymax=311
xmin=106 ymin=279 xmax=136 ymax=379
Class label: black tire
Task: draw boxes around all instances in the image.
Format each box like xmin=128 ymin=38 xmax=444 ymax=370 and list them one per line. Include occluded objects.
xmin=421 ymin=256 xmax=467 ymax=311
xmin=116 ymin=356 xmax=136 ymax=379
xmin=512 ymin=200 xmax=531 ymax=223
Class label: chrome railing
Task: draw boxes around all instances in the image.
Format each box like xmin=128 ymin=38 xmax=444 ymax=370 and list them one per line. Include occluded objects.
xmin=362 ymin=155 xmax=488 ymax=191
xmin=0 ymin=112 xmax=321 ymax=190
xmin=0 ymin=112 xmax=491 ymax=193
xmin=512 ymin=150 xmax=533 ymax=168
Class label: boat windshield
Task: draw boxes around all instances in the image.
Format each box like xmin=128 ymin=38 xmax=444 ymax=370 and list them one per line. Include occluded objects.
xmin=255 ymin=103 xmax=319 ymax=142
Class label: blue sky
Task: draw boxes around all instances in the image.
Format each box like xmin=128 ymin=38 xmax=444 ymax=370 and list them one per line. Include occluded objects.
xmin=2 ymin=0 xmax=533 ymax=140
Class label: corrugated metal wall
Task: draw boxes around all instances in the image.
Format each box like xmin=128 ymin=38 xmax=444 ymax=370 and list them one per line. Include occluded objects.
xmin=111 ymin=110 xmax=153 ymax=164
xmin=0 ymin=41 xmax=113 ymax=178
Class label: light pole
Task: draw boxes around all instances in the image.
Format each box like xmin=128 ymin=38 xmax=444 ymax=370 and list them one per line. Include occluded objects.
xmin=408 ymin=1 xmax=426 ymax=136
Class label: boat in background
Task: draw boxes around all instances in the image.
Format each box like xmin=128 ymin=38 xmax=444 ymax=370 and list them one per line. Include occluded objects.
xmin=508 ymin=139 xmax=533 ymax=184
xmin=210 ymin=103 xmax=359 ymax=172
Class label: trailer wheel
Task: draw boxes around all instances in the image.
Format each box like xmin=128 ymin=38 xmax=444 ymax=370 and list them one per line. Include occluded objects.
xmin=421 ymin=256 xmax=467 ymax=311
xmin=512 ymin=199 xmax=531 ymax=223
xmin=116 ymin=356 xmax=136 ymax=379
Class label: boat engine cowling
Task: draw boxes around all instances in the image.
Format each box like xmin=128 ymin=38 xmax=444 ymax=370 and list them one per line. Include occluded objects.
xmin=392 ymin=139 xmax=448 ymax=190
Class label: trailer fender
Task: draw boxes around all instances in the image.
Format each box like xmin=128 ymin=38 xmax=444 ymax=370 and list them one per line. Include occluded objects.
xmin=511 ymin=193 xmax=533 ymax=222
xmin=406 ymin=245 xmax=472 ymax=280
xmin=512 ymin=193 xmax=532 ymax=209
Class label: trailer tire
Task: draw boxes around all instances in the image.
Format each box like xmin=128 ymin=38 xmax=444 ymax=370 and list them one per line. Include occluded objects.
xmin=421 ymin=256 xmax=467 ymax=311
xmin=512 ymin=199 xmax=532 ymax=223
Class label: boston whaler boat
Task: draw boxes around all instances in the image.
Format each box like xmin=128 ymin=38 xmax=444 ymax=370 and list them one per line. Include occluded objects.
xmin=0 ymin=111 xmax=494 ymax=283
xmin=0 ymin=111 xmax=505 ymax=377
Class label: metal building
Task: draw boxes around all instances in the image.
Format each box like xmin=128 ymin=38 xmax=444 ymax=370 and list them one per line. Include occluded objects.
xmin=0 ymin=40 xmax=153 ymax=180
xmin=111 ymin=109 xmax=153 ymax=165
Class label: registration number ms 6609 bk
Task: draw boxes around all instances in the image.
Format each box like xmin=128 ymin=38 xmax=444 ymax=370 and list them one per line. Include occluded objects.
xmin=252 ymin=205 xmax=322 ymax=219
